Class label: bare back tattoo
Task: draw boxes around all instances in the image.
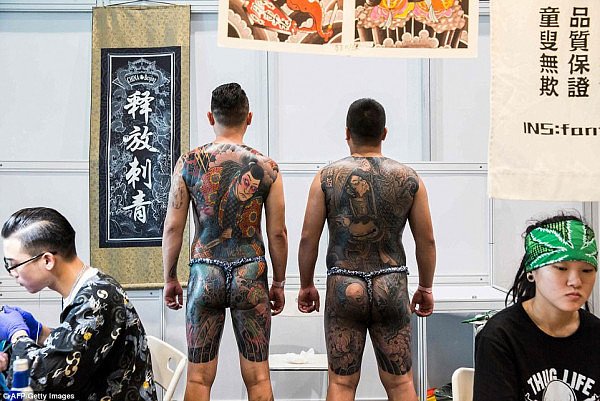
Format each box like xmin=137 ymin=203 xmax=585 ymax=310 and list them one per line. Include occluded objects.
xmin=321 ymin=156 xmax=418 ymax=272
xmin=181 ymin=143 xmax=279 ymax=261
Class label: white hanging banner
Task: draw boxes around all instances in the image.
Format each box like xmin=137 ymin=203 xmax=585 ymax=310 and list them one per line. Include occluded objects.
xmin=489 ymin=0 xmax=600 ymax=201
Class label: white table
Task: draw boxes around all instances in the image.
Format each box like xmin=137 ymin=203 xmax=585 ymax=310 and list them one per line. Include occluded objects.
xmin=268 ymin=353 xmax=328 ymax=371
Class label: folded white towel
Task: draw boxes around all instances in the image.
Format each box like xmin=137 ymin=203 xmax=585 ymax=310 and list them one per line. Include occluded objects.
xmin=283 ymin=348 xmax=315 ymax=364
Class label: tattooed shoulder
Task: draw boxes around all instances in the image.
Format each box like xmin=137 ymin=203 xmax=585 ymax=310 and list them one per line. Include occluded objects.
xmin=168 ymin=156 xmax=187 ymax=209
xmin=403 ymin=166 xmax=419 ymax=197
xmin=267 ymin=159 xmax=279 ymax=181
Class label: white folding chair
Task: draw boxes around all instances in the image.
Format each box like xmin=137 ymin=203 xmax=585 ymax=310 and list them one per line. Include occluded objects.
xmin=147 ymin=335 xmax=187 ymax=401
xmin=452 ymin=367 xmax=474 ymax=401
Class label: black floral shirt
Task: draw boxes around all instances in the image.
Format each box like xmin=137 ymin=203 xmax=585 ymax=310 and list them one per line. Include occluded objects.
xmin=9 ymin=271 xmax=158 ymax=401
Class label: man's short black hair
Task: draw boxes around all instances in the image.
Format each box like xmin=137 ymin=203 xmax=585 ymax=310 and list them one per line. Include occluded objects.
xmin=1 ymin=207 xmax=77 ymax=260
xmin=211 ymin=83 xmax=250 ymax=127
xmin=346 ymin=98 xmax=386 ymax=146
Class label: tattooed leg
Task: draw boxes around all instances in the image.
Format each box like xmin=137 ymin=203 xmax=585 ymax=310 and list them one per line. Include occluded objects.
xmin=369 ymin=273 xmax=416 ymax=400
xmin=231 ymin=303 xmax=271 ymax=362
xmin=325 ymin=275 xmax=369 ymax=376
xmin=230 ymin=260 xmax=271 ymax=362
xmin=185 ymin=263 xmax=228 ymax=401
xmin=186 ymin=263 xmax=228 ymax=363
xmin=230 ymin=261 xmax=273 ymax=400
xmin=369 ymin=271 xmax=414 ymax=370
xmin=232 ymin=302 xmax=273 ymax=401
xmin=370 ymin=272 xmax=412 ymax=375
xmin=325 ymin=275 xmax=370 ymax=401
xmin=370 ymin=323 xmax=412 ymax=375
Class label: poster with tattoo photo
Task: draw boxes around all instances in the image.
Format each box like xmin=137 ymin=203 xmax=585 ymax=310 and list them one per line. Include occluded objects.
xmin=218 ymin=0 xmax=477 ymax=57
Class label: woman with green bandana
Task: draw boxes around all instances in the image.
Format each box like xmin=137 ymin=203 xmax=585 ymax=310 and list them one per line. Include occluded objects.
xmin=473 ymin=214 xmax=600 ymax=401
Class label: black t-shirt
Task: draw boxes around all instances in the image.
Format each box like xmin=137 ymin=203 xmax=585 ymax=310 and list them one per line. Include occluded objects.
xmin=474 ymin=303 xmax=600 ymax=401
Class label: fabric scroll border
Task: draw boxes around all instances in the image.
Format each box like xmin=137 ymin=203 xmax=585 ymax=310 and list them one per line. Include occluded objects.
xmin=90 ymin=5 xmax=190 ymax=288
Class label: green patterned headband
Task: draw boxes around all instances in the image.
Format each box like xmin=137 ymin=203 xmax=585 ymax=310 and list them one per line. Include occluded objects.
xmin=524 ymin=220 xmax=598 ymax=272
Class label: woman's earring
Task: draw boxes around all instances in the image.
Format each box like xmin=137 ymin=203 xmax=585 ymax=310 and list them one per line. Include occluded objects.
xmin=526 ymin=273 xmax=534 ymax=282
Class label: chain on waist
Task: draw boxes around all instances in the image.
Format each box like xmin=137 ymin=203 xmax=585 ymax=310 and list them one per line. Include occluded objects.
xmin=327 ymin=265 xmax=409 ymax=278
xmin=327 ymin=266 xmax=409 ymax=303
xmin=189 ymin=255 xmax=266 ymax=269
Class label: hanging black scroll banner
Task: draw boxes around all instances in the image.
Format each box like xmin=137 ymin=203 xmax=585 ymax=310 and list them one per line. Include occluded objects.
xmin=99 ymin=47 xmax=181 ymax=248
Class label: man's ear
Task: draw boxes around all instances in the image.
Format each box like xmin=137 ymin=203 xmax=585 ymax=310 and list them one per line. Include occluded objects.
xmin=247 ymin=112 xmax=253 ymax=126
xmin=42 ymin=252 xmax=56 ymax=271
xmin=345 ymin=127 xmax=350 ymax=141
xmin=381 ymin=127 xmax=388 ymax=141
xmin=207 ymin=111 xmax=215 ymax=126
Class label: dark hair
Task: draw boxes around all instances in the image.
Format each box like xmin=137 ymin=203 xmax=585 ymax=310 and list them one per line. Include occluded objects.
xmin=211 ymin=83 xmax=250 ymax=127
xmin=1 ymin=207 xmax=77 ymax=260
xmin=346 ymin=98 xmax=386 ymax=146
xmin=236 ymin=161 xmax=265 ymax=189
xmin=248 ymin=162 xmax=264 ymax=181
xmin=505 ymin=212 xmax=588 ymax=307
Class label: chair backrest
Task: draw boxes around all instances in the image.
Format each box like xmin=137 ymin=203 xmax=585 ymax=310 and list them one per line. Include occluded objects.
xmin=452 ymin=367 xmax=475 ymax=401
xmin=147 ymin=335 xmax=187 ymax=401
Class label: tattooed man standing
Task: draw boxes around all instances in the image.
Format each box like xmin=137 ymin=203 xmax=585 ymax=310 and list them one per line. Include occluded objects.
xmin=162 ymin=83 xmax=288 ymax=401
xmin=297 ymin=98 xmax=436 ymax=401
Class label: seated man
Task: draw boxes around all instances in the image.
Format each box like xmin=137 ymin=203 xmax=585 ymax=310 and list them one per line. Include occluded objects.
xmin=0 ymin=207 xmax=157 ymax=401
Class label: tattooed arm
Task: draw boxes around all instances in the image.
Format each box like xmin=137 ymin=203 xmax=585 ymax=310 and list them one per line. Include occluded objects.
xmin=408 ymin=176 xmax=436 ymax=317
xmin=162 ymin=156 xmax=190 ymax=310
xmin=265 ymin=174 xmax=288 ymax=315
xmin=297 ymin=172 xmax=326 ymax=313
